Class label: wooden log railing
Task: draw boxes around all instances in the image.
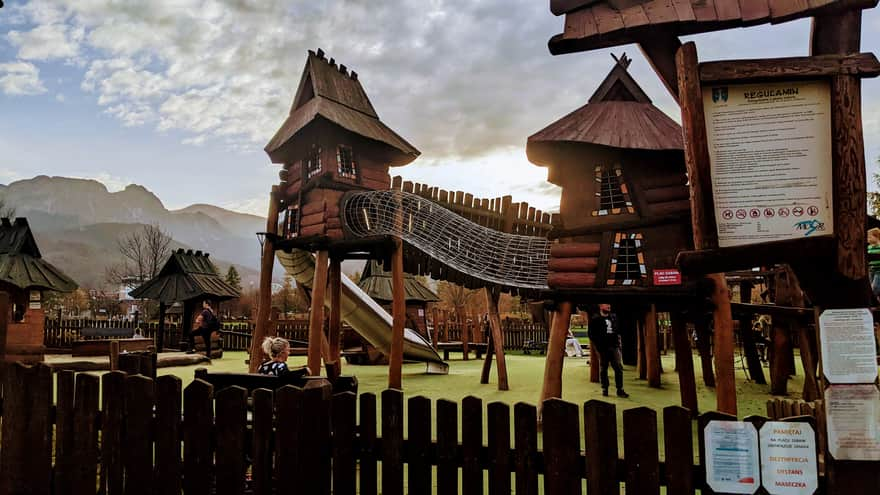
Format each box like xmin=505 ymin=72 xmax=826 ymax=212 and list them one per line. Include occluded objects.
xmin=0 ymin=361 xmax=832 ymax=495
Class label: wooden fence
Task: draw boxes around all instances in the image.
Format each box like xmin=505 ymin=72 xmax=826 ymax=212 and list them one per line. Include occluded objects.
xmin=2 ymin=361 xmax=829 ymax=495
xmin=44 ymin=319 xmax=184 ymax=350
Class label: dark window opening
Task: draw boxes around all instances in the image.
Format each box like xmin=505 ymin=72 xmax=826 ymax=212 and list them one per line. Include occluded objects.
xmin=337 ymin=145 xmax=358 ymax=179
xmin=599 ymin=169 xmax=627 ymax=210
xmin=282 ymin=205 xmax=299 ymax=239
xmin=306 ymin=144 xmax=322 ymax=179
xmin=613 ymin=238 xmax=641 ymax=281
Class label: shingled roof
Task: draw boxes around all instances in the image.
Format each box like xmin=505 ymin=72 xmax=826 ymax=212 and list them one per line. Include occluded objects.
xmin=265 ymin=49 xmax=420 ymax=166
xmin=548 ymin=0 xmax=877 ymax=54
xmin=0 ymin=218 xmax=77 ymax=292
xmin=129 ymin=248 xmax=240 ymax=304
xmin=357 ymin=260 xmax=439 ymax=303
xmin=527 ymin=54 xmax=682 ymax=165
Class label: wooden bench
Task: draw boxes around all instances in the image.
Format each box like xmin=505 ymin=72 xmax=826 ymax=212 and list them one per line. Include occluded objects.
xmin=193 ymin=368 xmax=358 ymax=397
xmin=72 ymin=327 xmax=153 ymax=356
xmin=436 ymin=341 xmax=489 ymax=360
xmin=522 ymin=339 xmax=548 ymax=354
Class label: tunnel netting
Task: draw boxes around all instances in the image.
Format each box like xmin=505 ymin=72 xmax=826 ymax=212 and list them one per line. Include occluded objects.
xmin=342 ymin=190 xmax=550 ymax=290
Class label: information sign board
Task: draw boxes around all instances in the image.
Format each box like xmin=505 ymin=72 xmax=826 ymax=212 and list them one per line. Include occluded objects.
xmin=653 ymin=269 xmax=682 ymax=286
xmin=703 ymin=80 xmax=833 ymax=247
xmin=819 ymin=309 xmax=878 ymax=383
xmin=705 ymin=420 xmax=761 ymax=494
xmin=825 ymin=385 xmax=880 ymax=461
xmin=759 ymin=421 xmax=818 ymax=494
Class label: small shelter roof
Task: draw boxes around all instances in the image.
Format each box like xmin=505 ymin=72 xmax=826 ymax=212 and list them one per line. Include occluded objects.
xmin=265 ymin=49 xmax=420 ymax=165
xmin=547 ymin=0 xmax=876 ymax=54
xmin=527 ymin=54 xmax=682 ymax=164
xmin=0 ymin=218 xmax=77 ymax=292
xmin=129 ymin=248 xmax=240 ymax=304
xmin=357 ymin=260 xmax=439 ymax=303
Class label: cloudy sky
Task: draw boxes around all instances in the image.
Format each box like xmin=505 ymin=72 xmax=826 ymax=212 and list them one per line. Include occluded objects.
xmin=1 ymin=0 xmax=878 ymax=215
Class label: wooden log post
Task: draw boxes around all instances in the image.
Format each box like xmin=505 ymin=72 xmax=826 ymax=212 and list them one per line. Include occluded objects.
xmin=770 ymin=323 xmax=789 ymax=396
xmin=156 ymin=302 xmax=166 ymax=352
xmin=482 ymin=286 xmax=509 ymax=390
xmin=711 ymin=273 xmax=737 ymax=415
xmin=637 ymin=319 xmax=647 ymax=380
xmin=307 ymin=250 xmax=330 ymax=377
xmin=695 ymin=318 xmax=715 ymax=387
xmin=645 ymin=304 xmax=661 ymax=387
xmin=109 ymin=340 xmax=120 ymax=372
xmin=672 ymin=311 xmax=698 ymax=415
xmin=327 ymin=257 xmax=342 ymax=380
xmin=738 ymin=281 xmax=766 ymax=384
xmin=539 ymin=301 xmax=572 ymax=416
xmin=249 ymin=186 xmax=280 ymax=372
xmin=799 ymin=323 xmax=821 ymax=401
xmin=388 ymin=238 xmax=405 ymax=390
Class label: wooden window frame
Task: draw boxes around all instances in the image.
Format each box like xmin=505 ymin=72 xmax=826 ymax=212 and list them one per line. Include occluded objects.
xmin=607 ymin=232 xmax=647 ymax=286
xmin=305 ymin=144 xmax=322 ymax=179
xmin=592 ymin=164 xmax=635 ymax=216
xmin=336 ymin=145 xmax=358 ymax=180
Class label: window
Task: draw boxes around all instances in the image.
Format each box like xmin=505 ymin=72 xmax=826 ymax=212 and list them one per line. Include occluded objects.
xmin=337 ymin=145 xmax=358 ymax=179
xmin=607 ymin=232 xmax=647 ymax=286
xmin=592 ymin=164 xmax=634 ymax=216
xmin=305 ymin=144 xmax=322 ymax=179
xmin=282 ymin=205 xmax=299 ymax=239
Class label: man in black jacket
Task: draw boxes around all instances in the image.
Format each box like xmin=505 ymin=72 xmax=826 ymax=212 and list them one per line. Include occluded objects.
xmin=588 ymin=304 xmax=629 ymax=398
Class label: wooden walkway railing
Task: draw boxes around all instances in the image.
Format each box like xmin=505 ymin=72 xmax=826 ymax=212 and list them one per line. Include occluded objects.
xmin=0 ymin=361 xmax=827 ymax=495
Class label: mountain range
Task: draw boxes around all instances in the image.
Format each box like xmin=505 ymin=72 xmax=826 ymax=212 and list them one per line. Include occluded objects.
xmin=0 ymin=176 xmax=265 ymax=289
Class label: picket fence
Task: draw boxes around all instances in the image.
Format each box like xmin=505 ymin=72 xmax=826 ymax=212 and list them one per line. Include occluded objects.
xmin=0 ymin=361 xmax=827 ymax=495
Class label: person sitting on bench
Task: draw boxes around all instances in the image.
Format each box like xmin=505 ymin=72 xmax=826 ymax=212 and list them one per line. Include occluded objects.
xmin=565 ymin=329 xmax=584 ymax=357
xmin=258 ymin=337 xmax=292 ymax=376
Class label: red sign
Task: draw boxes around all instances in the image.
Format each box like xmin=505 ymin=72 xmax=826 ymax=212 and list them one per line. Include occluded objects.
xmin=653 ymin=269 xmax=682 ymax=286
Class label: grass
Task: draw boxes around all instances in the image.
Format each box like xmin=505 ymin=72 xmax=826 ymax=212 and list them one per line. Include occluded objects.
xmin=160 ymin=348 xmax=807 ymax=457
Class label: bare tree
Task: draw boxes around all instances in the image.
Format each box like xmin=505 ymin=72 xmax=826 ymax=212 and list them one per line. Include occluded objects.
xmin=0 ymin=197 xmax=16 ymax=220
xmin=106 ymin=224 xmax=172 ymax=288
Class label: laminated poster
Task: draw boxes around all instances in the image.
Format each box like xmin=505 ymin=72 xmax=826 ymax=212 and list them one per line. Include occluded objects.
xmin=705 ymin=420 xmax=760 ymax=494
xmin=759 ymin=421 xmax=818 ymax=495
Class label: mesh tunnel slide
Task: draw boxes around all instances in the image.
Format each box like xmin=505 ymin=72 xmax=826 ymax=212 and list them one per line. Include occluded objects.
xmin=276 ymin=190 xmax=553 ymax=372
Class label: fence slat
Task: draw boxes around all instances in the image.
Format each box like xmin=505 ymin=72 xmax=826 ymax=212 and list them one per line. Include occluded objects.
xmin=251 ymin=389 xmax=274 ymax=495
xmin=543 ymin=398 xmax=582 ymax=494
xmin=183 ymin=379 xmax=214 ymax=495
xmin=462 ymin=395 xmax=484 ymax=495
xmin=332 ymin=392 xmax=357 ymax=495
xmin=216 ymin=386 xmax=248 ymax=495
xmin=124 ymin=374 xmax=155 ymax=495
xmin=71 ymin=373 xmax=99 ymax=494
xmin=0 ymin=363 xmax=53 ymax=495
xmin=275 ymin=385 xmax=304 ymax=494
xmin=303 ymin=380 xmax=333 ymax=495
xmin=514 ymin=403 xmax=539 ymax=495
xmin=624 ymin=407 xmax=660 ymax=495
xmin=436 ymin=399 xmax=459 ymax=495
xmin=101 ymin=371 xmax=126 ymax=495
xmin=584 ymin=400 xmax=618 ymax=494
xmin=359 ymin=392 xmax=378 ymax=495
xmin=487 ymin=402 xmax=511 ymax=495
xmin=382 ymin=389 xmax=405 ymax=495
xmin=156 ymin=375 xmax=183 ymax=495
xmin=663 ymin=406 xmax=695 ymax=495
xmin=54 ymin=370 xmax=75 ymax=495
xmin=407 ymin=396 xmax=432 ymax=494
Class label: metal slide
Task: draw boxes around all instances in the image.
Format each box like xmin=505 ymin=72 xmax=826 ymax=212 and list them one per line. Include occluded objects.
xmin=276 ymin=248 xmax=449 ymax=374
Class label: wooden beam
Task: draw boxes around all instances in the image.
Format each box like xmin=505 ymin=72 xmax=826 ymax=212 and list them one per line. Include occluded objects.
xmin=0 ymin=292 xmax=6 ymax=359
xmin=737 ymin=283 xmax=767 ymax=385
xmin=327 ymin=258 xmax=342 ymax=380
xmin=677 ymin=237 xmax=835 ymax=275
xmin=645 ymin=304 xmax=661 ymax=387
xmin=671 ymin=311 xmax=698 ymax=415
xmin=388 ymin=238 xmax=406 ymax=390
xmin=639 ymin=33 xmax=682 ymax=103
xmin=307 ymin=250 xmax=329 ymax=377
xmin=699 ymin=52 xmax=880 ymax=82
xmin=711 ymin=273 xmax=736 ymax=415
xmin=676 ymin=42 xmax=717 ymax=250
xmin=485 ymin=287 xmax=510 ymax=391
xmin=250 ymin=186 xmax=280 ymax=372
xmin=769 ymin=322 xmax=789 ymax=396
xmin=811 ymin=10 xmax=861 ymax=56
xmin=539 ymin=301 xmax=573 ymax=413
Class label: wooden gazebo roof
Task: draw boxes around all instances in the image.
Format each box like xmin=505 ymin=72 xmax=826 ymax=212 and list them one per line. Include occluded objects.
xmin=0 ymin=218 xmax=77 ymax=292
xmin=357 ymin=260 xmax=439 ymax=303
xmin=547 ymin=0 xmax=877 ymax=54
xmin=527 ymin=54 xmax=682 ymax=166
xmin=129 ymin=249 xmax=240 ymax=304
xmin=265 ymin=49 xmax=420 ymax=166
